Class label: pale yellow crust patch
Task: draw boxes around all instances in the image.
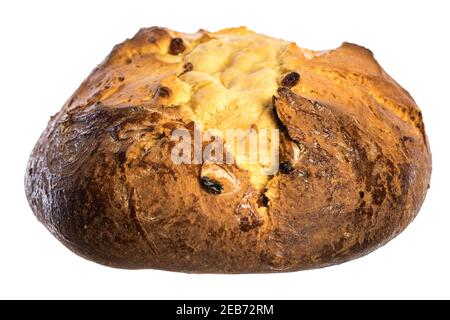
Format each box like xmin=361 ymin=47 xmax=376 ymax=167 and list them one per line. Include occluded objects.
xmin=174 ymin=29 xmax=290 ymax=188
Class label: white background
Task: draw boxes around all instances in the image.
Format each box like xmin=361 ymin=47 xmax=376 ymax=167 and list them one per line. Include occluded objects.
xmin=0 ymin=0 xmax=449 ymax=300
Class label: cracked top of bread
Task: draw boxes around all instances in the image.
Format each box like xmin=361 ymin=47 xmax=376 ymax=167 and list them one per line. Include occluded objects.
xmin=26 ymin=27 xmax=431 ymax=272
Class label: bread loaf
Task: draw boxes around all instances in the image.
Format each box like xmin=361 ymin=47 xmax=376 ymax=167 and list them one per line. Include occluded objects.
xmin=25 ymin=27 xmax=431 ymax=272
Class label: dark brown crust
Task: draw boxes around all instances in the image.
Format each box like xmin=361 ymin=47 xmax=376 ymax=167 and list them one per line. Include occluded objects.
xmin=263 ymin=89 xmax=430 ymax=270
xmin=25 ymin=27 xmax=431 ymax=273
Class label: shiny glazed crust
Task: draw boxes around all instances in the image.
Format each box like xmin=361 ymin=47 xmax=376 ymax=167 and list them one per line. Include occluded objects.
xmin=25 ymin=27 xmax=431 ymax=272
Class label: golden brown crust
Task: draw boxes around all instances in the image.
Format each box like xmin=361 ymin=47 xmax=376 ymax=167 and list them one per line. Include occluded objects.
xmin=25 ymin=27 xmax=431 ymax=272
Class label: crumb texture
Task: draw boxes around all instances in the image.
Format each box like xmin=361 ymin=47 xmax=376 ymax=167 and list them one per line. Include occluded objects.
xmin=181 ymin=32 xmax=285 ymax=132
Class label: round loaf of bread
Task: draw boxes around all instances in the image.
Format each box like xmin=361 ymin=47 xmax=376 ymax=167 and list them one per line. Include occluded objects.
xmin=25 ymin=27 xmax=431 ymax=272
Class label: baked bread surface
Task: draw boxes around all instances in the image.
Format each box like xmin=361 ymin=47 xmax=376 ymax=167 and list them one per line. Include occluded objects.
xmin=25 ymin=27 xmax=431 ymax=272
